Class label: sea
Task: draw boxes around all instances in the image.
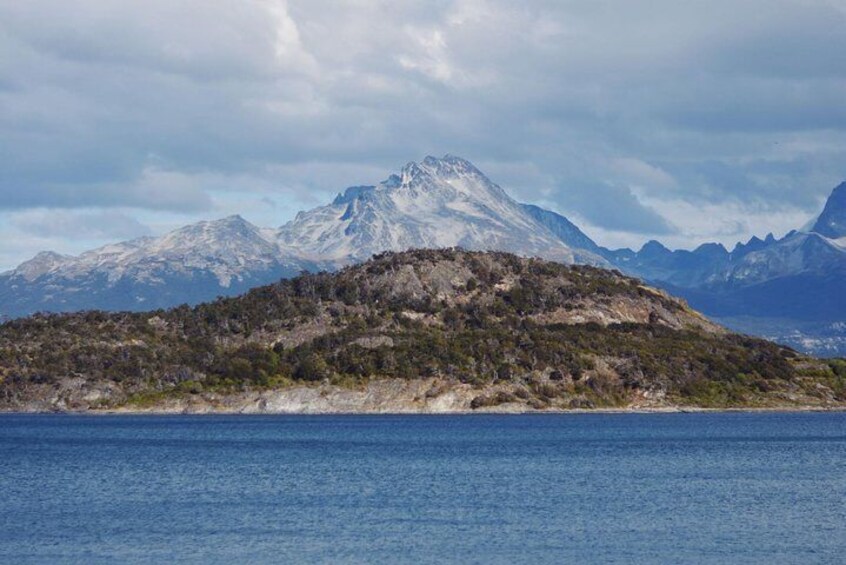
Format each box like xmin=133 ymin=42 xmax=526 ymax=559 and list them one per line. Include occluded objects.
xmin=1 ymin=412 xmax=844 ymax=564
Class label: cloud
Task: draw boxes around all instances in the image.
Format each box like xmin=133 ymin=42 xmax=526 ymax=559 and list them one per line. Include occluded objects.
xmin=0 ymin=0 xmax=845 ymax=269
xmin=12 ymin=209 xmax=153 ymax=240
xmin=554 ymin=181 xmax=676 ymax=235
xmin=611 ymin=158 xmax=679 ymax=192
xmin=0 ymin=167 xmax=214 ymax=212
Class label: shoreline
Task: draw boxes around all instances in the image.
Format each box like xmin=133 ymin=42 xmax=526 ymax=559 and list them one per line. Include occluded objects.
xmin=3 ymin=405 xmax=845 ymax=416
xmin=6 ymin=376 xmax=845 ymax=416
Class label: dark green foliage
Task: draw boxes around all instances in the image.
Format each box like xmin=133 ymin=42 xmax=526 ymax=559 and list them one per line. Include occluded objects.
xmin=829 ymin=359 xmax=846 ymax=378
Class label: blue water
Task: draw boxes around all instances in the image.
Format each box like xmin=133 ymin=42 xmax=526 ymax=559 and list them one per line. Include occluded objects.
xmin=1 ymin=413 xmax=844 ymax=564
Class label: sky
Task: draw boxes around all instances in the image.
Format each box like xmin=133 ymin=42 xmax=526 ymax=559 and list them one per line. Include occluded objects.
xmin=1 ymin=0 xmax=846 ymax=270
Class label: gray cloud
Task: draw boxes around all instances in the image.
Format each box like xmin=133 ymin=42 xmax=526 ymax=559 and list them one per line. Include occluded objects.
xmin=12 ymin=209 xmax=153 ymax=240
xmin=555 ymin=182 xmax=676 ymax=235
xmin=0 ymin=0 xmax=845 ymax=268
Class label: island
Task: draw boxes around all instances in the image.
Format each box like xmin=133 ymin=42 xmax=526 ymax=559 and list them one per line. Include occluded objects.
xmin=1 ymin=249 xmax=844 ymax=413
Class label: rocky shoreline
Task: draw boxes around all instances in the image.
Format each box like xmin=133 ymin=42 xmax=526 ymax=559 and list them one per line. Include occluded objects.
xmin=4 ymin=377 xmax=845 ymax=415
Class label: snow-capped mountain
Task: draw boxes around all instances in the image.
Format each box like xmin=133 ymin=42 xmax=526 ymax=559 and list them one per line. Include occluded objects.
xmin=59 ymin=215 xmax=289 ymax=287
xmin=0 ymin=155 xmax=603 ymax=317
xmin=610 ymin=229 xmax=846 ymax=292
xmin=0 ymin=215 xmax=323 ymax=316
xmin=276 ymin=154 xmax=604 ymax=265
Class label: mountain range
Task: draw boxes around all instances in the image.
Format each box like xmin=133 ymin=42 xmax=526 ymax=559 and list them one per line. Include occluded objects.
xmin=2 ymin=155 xmax=845 ymax=356
xmin=609 ymin=182 xmax=846 ymax=356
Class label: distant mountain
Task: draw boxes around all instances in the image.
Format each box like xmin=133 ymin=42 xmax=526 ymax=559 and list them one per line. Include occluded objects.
xmin=811 ymin=181 xmax=846 ymax=239
xmin=0 ymin=216 xmax=324 ymax=316
xmin=608 ymin=184 xmax=846 ymax=356
xmin=276 ymin=154 xmax=604 ymax=265
xmin=0 ymin=155 xmax=604 ymax=317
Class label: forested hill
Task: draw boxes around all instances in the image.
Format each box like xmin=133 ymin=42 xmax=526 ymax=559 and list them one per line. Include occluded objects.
xmin=1 ymin=249 xmax=844 ymax=412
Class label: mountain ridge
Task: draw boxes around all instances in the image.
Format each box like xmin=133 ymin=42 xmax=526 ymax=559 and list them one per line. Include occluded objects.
xmin=611 ymin=194 xmax=846 ymax=355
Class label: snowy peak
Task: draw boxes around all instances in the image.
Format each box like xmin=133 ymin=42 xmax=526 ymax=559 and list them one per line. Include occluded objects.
xmin=153 ymin=215 xmax=274 ymax=254
xmin=420 ymin=154 xmax=483 ymax=178
xmin=11 ymin=251 xmax=71 ymax=281
xmin=391 ymin=154 xmax=511 ymax=205
xmin=427 ymin=154 xmax=509 ymax=197
xmin=811 ymin=181 xmax=846 ymax=239
xmin=171 ymin=214 xmax=257 ymax=239
xmin=12 ymin=215 xmax=294 ymax=291
xmin=277 ymin=155 xmax=605 ymax=265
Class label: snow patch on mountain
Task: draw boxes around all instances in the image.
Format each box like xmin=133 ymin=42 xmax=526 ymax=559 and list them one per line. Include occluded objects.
xmin=724 ymin=232 xmax=829 ymax=284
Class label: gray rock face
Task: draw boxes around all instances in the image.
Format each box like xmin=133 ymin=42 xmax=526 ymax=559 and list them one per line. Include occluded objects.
xmin=812 ymin=182 xmax=846 ymax=239
xmin=520 ymin=203 xmax=604 ymax=255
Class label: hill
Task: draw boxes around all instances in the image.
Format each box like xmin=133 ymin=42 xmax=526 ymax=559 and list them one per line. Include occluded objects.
xmin=1 ymin=249 xmax=843 ymax=413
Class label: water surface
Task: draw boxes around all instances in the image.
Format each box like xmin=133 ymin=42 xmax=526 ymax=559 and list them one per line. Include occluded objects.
xmin=1 ymin=413 xmax=844 ymax=563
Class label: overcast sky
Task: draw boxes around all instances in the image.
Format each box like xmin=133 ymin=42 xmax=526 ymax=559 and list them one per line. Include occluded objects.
xmin=2 ymin=0 xmax=845 ymax=269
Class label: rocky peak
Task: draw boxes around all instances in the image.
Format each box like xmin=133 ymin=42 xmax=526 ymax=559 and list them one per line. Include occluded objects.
xmin=732 ymin=235 xmax=771 ymax=258
xmin=12 ymin=251 xmax=71 ymax=281
xmin=398 ymin=155 xmax=490 ymax=189
xmin=399 ymin=161 xmax=431 ymax=186
xmin=419 ymin=154 xmax=481 ymax=177
xmin=692 ymin=242 xmax=729 ymax=259
xmin=333 ymin=185 xmax=376 ymax=206
xmin=811 ymin=181 xmax=846 ymax=239
xmin=639 ymin=240 xmax=671 ymax=258
xmin=168 ymin=215 xmax=261 ymax=242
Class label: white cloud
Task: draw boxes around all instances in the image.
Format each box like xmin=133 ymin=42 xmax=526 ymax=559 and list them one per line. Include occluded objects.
xmin=266 ymin=0 xmax=319 ymax=75
xmin=611 ymin=158 xmax=679 ymax=192
xmin=0 ymin=0 xmax=845 ymax=268
xmin=638 ymin=197 xmax=816 ymax=250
